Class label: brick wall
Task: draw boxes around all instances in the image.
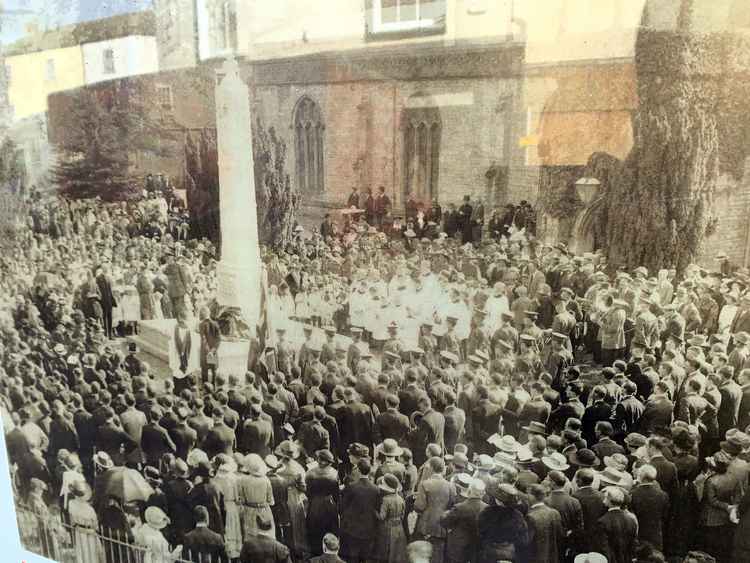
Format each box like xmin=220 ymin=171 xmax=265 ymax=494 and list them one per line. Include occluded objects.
xmin=251 ymin=75 xmax=527 ymax=220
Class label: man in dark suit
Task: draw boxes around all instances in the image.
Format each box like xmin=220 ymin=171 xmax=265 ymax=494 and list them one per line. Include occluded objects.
xmin=547 ymin=381 xmax=585 ymax=433
xmin=239 ymin=513 xmax=290 ymax=562
xmin=202 ymin=408 xmax=236 ymax=459
xmin=591 ymin=422 xmax=624 ymax=460
xmin=95 ymin=407 xmax=137 ymax=467
xmin=612 ymin=381 xmax=645 ymax=439
xmin=164 ymin=459 xmax=196 ymax=544
xmin=96 ymin=265 xmax=116 ymax=339
xmin=717 ymin=365 xmax=742 ymax=437
xmin=340 ymin=387 xmax=375 ymax=454
xmin=646 ymin=436 xmax=678 ymax=498
xmin=340 ymin=459 xmax=379 ymax=563
xmin=638 ymin=380 xmax=674 ymax=434
xmin=409 ymin=396 xmax=445 ymax=466
xmin=347 ymin=186 xmax=360 ymax=209
xmin=238 ymin=403 xmax=273 ymax=456
xmin=442 ymin=391 xmax=466 ymax=454
xmin=440 ymin=478 xmax=488 ymax=563
xmin=374 ymin=394 xmax=410 ymax=443
xmin=310 ymin=533 xmax=346 ymax=563
xmin=572 ymin=469 xmax=606 ymax=553
xmin=545 ymin=470 xmax=583 ymax=557
xmin=168 ymin=407 xmax=198 ymax=461
xmin=526 ymin=484 xmax=564 ymax=563
xmin=374 ymin=185 xmax=391 ymax=229
xmin=629 ymin=464 xmax=669 ymax=552
xmin=183 ymin=506 xmax=228 ymax=563
xmin=594 ymin=486 xmax=638 ymax=563
xmin=141 ymin=408 xmax=177 ymax=467
xmin=582 ymin=386 xmax=613 ymax=446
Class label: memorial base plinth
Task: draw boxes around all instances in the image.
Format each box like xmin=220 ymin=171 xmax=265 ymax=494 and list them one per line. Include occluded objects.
xmin=128 ymin=319 xmax=250 ymax=377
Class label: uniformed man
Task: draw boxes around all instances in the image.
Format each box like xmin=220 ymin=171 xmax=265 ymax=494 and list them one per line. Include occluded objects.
xmin=275 ymin=328 xmax=295 ymax=376
xmin=320 ymin=326 xmax=337 ymax=365
xmin=442 ymin=316 xmax=463 ymax=362
xmin=347 ymin=326 xmax=364 ymax=374
xmin=419 ymin=321 xmax=439 ymax=370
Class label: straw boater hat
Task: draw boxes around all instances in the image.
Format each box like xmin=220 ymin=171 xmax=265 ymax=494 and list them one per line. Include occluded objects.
xmin=475 ymin=454 xmax=495 ymax=472
xmin=93 ymin=451 xmax=114 ymax=471
xmin=487 ymin=482 xmax=519 ymax=505
xmin=522 ymin=421 xmax=548 ymax=436
xmin=598 ymin=467 xmax=627 ymax=487
xmin=541 ymin=452 xmax=570 ymax=472
xmin=464 ymin=478 xmax=486 ymax=500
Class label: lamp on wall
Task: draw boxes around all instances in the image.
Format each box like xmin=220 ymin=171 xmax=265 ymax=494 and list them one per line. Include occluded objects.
xmin=575 ymin=177 xmax=600 ymax=205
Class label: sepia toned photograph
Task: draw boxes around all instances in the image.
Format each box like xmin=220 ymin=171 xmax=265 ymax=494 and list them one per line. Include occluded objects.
xmin=1 ymin=1 xmax=750 ymax=562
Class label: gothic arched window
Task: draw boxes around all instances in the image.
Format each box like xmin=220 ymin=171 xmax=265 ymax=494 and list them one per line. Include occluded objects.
xmin=402 ymin=102 xmax=441 ymax=202
xmin=294 ymin=96 xmax=325 ymax=194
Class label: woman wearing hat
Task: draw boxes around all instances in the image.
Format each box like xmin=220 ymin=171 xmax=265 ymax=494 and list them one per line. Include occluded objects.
xmin=68 ymin=480 xmax=104 ymax=563
xmin=134 ymin=506 xmax=181 ymax=563
xmin=374 ymin=473 xmax=408 ymax=563
xmin=306 ymin=449 xmax=340 ymax=557
xmin=210 ymin=454 xmax=243 ymax=559
xmin=275 ymin=440 xmax=310 ymax=559
xmin=237 ymin=453 xmax=276 ymax=541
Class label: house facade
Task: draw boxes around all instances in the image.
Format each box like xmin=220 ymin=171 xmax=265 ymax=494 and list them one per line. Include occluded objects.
xmin=82 ymin=36 xmax=159 ymax=85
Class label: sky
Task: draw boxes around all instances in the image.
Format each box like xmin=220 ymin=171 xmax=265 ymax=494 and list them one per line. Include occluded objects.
xmin=0 ymin=0 xmax=153 ymax=45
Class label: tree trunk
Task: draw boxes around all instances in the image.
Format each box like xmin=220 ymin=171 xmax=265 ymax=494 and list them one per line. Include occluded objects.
xmin=602 ymin=7 xmax=723 ymax=275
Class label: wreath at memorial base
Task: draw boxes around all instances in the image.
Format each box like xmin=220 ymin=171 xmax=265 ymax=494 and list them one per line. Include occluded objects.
xmin=208 ymin=299 xmax=252 ymax=340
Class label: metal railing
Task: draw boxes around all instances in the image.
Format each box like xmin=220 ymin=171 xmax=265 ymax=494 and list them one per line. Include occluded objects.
xmin=15 ymin=503 xmax=228 ymax=563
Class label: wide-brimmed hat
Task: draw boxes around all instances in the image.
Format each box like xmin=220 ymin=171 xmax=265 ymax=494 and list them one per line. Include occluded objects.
xmin=567 ymin=448 xmax=599 ymax=468
xmin=380 ymin=439 xmax=403 ymax=458
xmin=603 ymin=454 xmax=628 ymax=472
xmin=53 ymin=343 xmax=66 ymax=355
xmin=624 ymin=433 xmax=647 ymax=449
xmin=522 ymin=421 xmax=547 ymax=436
xmin=275 ymin=440 xmax=300 ymax=460
xmin=487 ymin=481 xmax=518 ymax=505
xmin=93 ymin=451 xmax=114 ymax=471
xmin=264 ymin=454 xmax=281 ymax=471
xmin=541 ymin=452 xmax=570 ymax=471
xmin=489 ymin=434 xmax=519 ymax=454
xmin=475 ymin=454 xmax=495 ymax=471
xmin=145 ymin=506 xmax=170 ymax=530
xmin=574 ymin=553 xmax=608 ymax=563
xmin=377 ymin=473 xmax=402 ymax=494
xmin=243 ymin=453 xmax=268 ymax=476
xmin=598 ymin=467 xmax=627 ymax=486
xmin=734 ymin=332 xmax=750 ymax=345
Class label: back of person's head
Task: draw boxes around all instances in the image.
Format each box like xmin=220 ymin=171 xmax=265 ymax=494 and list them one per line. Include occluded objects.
xmin=528 ymin=483 xmax=547 ymax=503
xmin=602 ymin=367 xmax=615 ymax=381
xmin=429 ymin=456 xmax=446 ymax=475
xmin=547 ymin=470 xmax=567 ymax=489
xmin=604 ymin=486 xmax=625 ymax=507
xmin=357 ymin=458 xmax=371 ymax=476
xmin=193 ymin=505 xmax=209 ymax=524
xmin=576 ymin=468 xmax=595 ymax=487
xmin=322 ymin=533 xmax=340 ymax=554
xmin=596 ymin=421 xmax=614 ymax=437
xmin=637 ymin=464 xmax=657 ymax=483
xmin=623 ymin=381 xmax=637 ymax=396
xmin=592 ymin=385 xmax=607 ymax=402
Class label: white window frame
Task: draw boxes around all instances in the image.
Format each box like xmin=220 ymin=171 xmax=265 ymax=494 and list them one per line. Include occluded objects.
xmin=103 ymin=48 xmax=116 ymax=75
xmin=156 ymin=84 xmax=174 ymax=111
xmin=372 ymin=0 xmax=441 ymax=33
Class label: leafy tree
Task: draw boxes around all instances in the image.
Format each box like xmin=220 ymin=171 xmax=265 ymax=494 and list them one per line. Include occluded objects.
xmin=251 ymin=118 xmax=299 ymax=249
xmin=0 ymin=137 xmax=25 ymax=194
xmin=184 ymin=117 xmax=299 ymax=252
xmin=53 ymin=81 xmax=174 ymax=201
xmin=585 ymin=0 xmax=750 ymax=274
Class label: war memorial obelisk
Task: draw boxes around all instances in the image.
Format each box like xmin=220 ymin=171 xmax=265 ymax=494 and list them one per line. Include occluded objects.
xmin=214 ymin=56 xmax=262 ymax=327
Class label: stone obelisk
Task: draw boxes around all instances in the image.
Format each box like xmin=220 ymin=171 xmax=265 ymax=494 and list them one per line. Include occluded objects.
xmin=215 ymin=57 xmax=261 ymax=328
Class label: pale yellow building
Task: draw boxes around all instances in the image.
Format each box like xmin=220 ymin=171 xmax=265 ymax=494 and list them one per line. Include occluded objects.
xmin=5 ymin=45 xmax=85 ymax=121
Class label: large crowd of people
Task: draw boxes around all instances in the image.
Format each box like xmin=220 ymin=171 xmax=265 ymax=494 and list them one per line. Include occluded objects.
xmin=2 ymin=184 xmax=750 ymax=563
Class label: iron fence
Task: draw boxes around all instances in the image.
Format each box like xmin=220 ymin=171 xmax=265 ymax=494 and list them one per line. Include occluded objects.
xmin=15 ymin=503 xmax=228 ymax=563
